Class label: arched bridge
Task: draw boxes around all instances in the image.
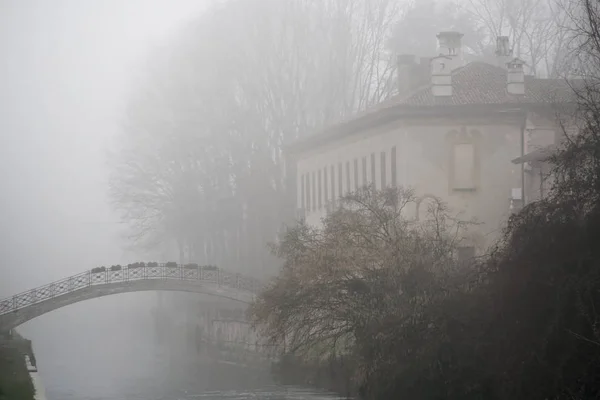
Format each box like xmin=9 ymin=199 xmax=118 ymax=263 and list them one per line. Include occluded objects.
xmin=0 ymin=263 xmax=264 ymax=331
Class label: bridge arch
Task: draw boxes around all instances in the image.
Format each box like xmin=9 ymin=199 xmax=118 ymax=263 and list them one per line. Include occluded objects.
xmin=0 ymin=264 xmax=262 ymax=331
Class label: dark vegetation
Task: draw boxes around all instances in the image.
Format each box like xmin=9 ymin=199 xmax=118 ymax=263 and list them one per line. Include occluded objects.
xmin=110 ymin=0 xmax=570 ymax=279
xmin=271 ymin=353 xmax=358 ymax=398
xmin=109 ymin=0 xmax=582 ymax=380
xmin=0 ymin=333 xmax=35 ymax=400
xmin=249 ymin=1 xmax=600 ymax=399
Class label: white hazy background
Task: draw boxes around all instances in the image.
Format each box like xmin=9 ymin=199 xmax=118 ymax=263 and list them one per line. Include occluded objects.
xmin=0 ymin=0 xmax=207 ymax=295
xmin=0 ymin=4 xmax=208 ymax=395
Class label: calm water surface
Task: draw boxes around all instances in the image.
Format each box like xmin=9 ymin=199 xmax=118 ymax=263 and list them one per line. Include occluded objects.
xmin=18 ymin=294 xmax=344 ymax=400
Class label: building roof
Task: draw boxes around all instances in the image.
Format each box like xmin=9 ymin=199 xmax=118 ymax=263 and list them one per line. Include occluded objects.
xmin=392 ymin=62 xmax=578 ymax=107
xmin=512 ymin=144 xmax=559 ymax=164
xmin=288 ymin=61 xmax=581 ymax=155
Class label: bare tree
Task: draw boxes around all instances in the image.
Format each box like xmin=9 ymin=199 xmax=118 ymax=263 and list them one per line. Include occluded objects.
xmin=388 ymin=0 xmax=487 ymax=57
xmin=461 ymin=0 xmax=573 ymax=77
xmin=110 ymin=0 xmax=406 ymax=275
xmin=249 ymin=186 xmax=472 ymax=356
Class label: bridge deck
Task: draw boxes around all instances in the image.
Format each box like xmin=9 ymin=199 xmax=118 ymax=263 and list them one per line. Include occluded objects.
xmin=0 ymin=264 xmax=263 ymax=330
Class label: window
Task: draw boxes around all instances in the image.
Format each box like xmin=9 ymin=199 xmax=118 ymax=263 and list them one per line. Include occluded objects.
xmin=391 ymin=146 xmax=397 ymax=188
xmin=312 ymin=172 xmax=316 ymax=210
xmin=300 ymin=174 xmax=305 ymax=210
xmin=371 ymin=153 xmax=376 ymax=189
xmin=457 ymin=246 xmax=475 ymax=263
xmin=346 ymin=162 xmax=351 ymax=193
xmin=453 ymin=143 xmax=476 ymax=190
xmin=362 ymin=157 xmax=367 ymax=187
xmin=354 ymin=159 xmax=359 ymax=190
xmin=324 ymin=168 xmax=328 ymax=204
xmin=380 ymin=151 xmax=387 ymax=188
xmin=306 ymin=173 xmax=311 ymax=212
xmin=318 ymin=169 xmax=322 ymax=209
xmin=338 ymin=163 xmax=343 ymax=199
xmin=331 ymin=165 xmax=335 ymax=203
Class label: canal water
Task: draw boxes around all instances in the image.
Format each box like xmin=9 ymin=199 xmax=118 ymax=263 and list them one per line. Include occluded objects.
xmin=17 ymin=293 xmax=344 ymax=400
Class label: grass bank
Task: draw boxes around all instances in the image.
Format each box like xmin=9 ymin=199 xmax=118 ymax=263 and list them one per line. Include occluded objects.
xmin=0 ymin=332 xmax=35 ymax=400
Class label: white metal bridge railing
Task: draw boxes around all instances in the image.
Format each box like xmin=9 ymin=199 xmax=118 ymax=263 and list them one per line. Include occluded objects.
xmin=0 ymin=263 xmax=264 ymax=316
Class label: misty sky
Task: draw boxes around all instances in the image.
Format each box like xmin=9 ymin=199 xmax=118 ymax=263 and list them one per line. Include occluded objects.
xmin=0 ymin=0 xmax=207 ymax=295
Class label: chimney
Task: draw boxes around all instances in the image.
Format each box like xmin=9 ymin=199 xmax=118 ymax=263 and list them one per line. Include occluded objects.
xmin=436 ymin=31 xmax=464 ymax=71
xmin=397 ymin=54 xmax=431 ymax=97
xmin=507 ymin=58 xmax=525 ymax=95
xmin=495 ymin=36 xmax=512 ymax=68
xmin=397 ymin=54 xmax=416 ymax=96
xmin=431 ymin=55 xmax=452 ymax=97
xmin=419 ymin=57 xmax=432 ymax=69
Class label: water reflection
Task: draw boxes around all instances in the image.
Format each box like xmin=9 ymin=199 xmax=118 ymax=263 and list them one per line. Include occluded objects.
xmin=17 ymin=293 xmax=343 ymax=400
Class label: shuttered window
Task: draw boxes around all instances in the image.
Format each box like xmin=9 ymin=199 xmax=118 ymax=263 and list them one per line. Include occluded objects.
xmin=354 ymin=159 xmax=359 ymax=190
xmin=318 ymin=169 xmax=322 ymax=209
xmin=306 ymin=173 xmax=311 ymax=212
xmin=362 ymin=157 xmax=367 ymax=187
xmin=312 ymin=172 xmax=316 ymax=210
xmin=453 ymin=143 xmax=476 ymax=190
xmin=331 ymin=165 xmax=336 ymax=203
xmin=381 ymin=151 xmax=387 ymax=188
xmin=338 ymin=163 xmax=343 ymax=199
xmin=391 ymin=146 xmax=397 ymax=188
xmin=324 ymin=168 xmax=328 ymax=204
xmin=371 ymin=153 xmax=376 ymax=189
xmin=346 ymin=162 xmax=351 ymax=193
xmin=301 ymin=174 xmax=305 ymax=210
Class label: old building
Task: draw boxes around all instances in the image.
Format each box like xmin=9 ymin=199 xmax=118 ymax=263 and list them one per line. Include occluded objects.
xmin=287 ymin=32 xmax=579 ymax=256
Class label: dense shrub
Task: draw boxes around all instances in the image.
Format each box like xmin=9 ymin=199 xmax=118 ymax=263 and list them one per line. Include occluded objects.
xmin=251 ymin=2 xmax=600 ymax=398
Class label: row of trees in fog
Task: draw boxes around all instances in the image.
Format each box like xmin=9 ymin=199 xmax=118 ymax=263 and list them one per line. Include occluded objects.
xmin=249 ymin=1 xmax=600 ymax=398
xmin=110 ymin=0 xmax=403 ymax=275
xmin=393 ymin=0 xmax=574 ymax=77
xmin=110 ymin=0 xmax=581 ymax=277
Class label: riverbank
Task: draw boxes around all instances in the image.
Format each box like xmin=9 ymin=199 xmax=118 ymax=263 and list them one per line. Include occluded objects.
xmin=0 ymin=332 xmax=36 ymax=400
xmin=271 ymin=354 xmax=357 ymax=399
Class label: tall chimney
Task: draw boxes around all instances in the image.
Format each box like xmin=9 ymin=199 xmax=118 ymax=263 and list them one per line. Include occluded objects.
xmin=507 ymin=58 xmax=525 ymax=95
xmin=397 ymin=54 xmax=416 ymax=96
xmin=431 ymin=55 xmax=452 ymax=97
xmin=436 ymin=31 xmax=464 ymax=71
xmin=495 ymin=36 xmax=512 ymax=68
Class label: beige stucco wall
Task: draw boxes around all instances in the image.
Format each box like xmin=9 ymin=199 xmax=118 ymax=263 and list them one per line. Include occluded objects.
xmin=294 ymin=116 xmax=524 ymax=254
xmin=525 ymin=162 xmax=554 ymax=203
xmin=522 ymin=113 xmax=564 ymax=204
xmin=527 ymin=127 xmax=556 ymax=152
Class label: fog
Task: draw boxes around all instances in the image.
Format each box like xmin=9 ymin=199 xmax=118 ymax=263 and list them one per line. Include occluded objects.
xmin=0 ymin=3 xmax=208 ymax=396
xmin=0 ymin=0 xmax=205 ymax=294
xmin=1 ymin=0 xmax=595 ymax=399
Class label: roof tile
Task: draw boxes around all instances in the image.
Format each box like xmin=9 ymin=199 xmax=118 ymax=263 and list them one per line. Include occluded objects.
xmin=387 ymin=61 xmax=579 ymax=107
xmin=289 ymin=61 xmax=581 ymax=153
